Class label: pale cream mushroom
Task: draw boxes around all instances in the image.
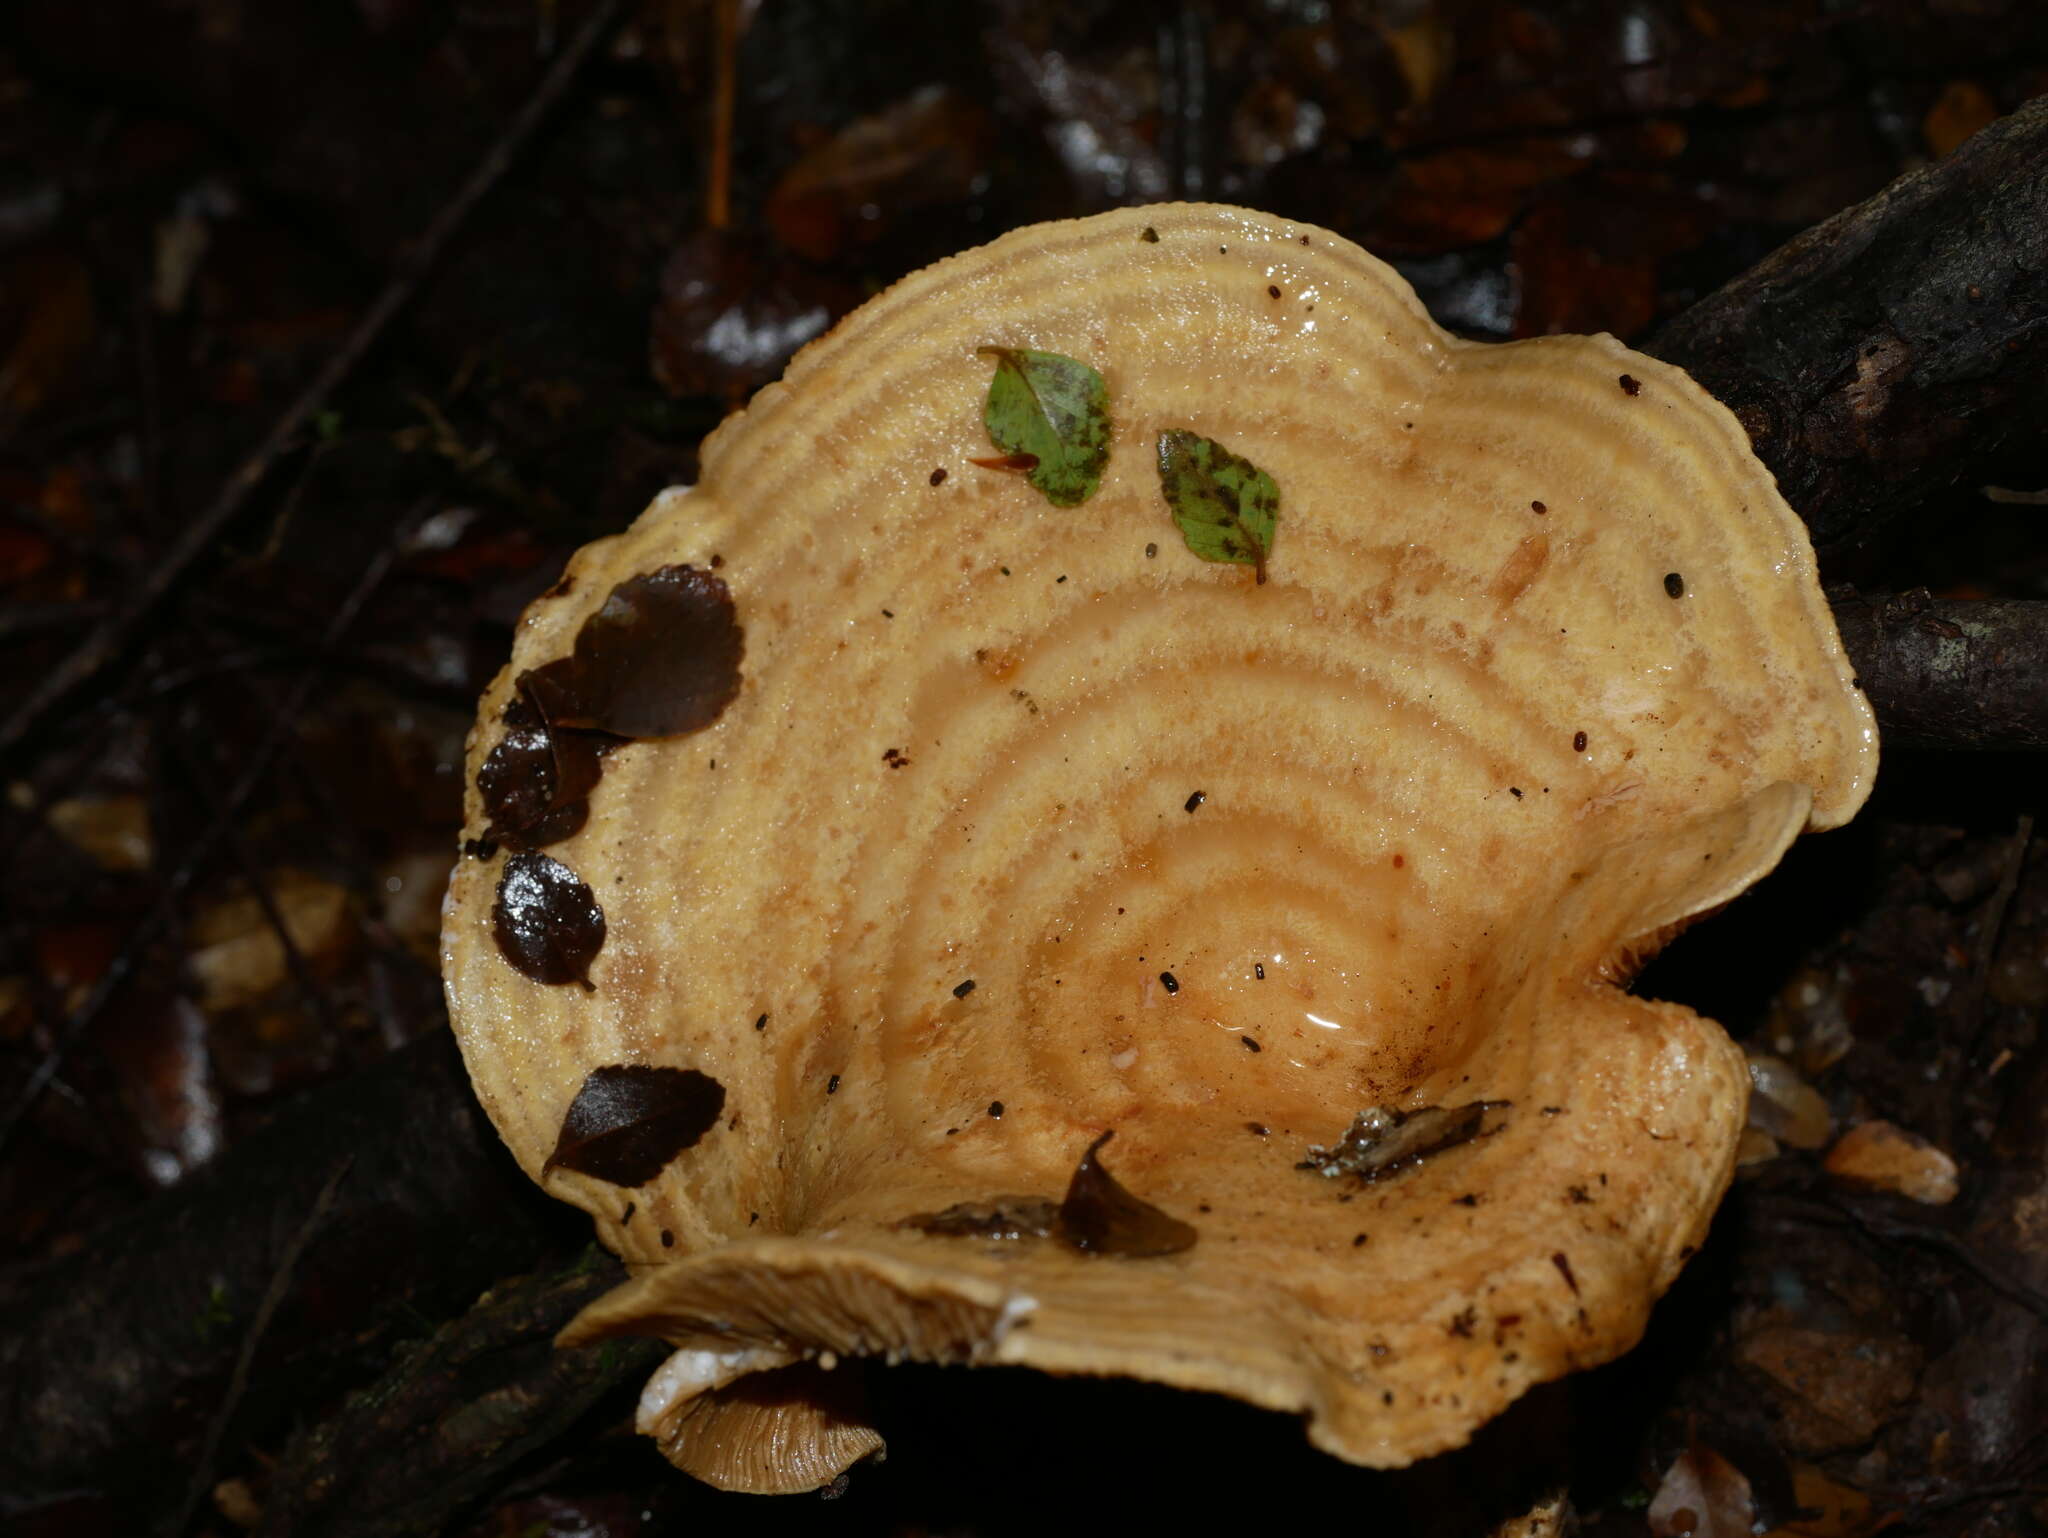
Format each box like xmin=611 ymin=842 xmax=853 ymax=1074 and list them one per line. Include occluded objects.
xmin=441 ymin=204 xmax=1876 ymax=1493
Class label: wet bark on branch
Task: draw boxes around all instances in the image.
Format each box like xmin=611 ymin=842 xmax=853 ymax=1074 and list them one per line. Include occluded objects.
xmin=254 ymin=1256 xmax=664 ymax=1538
xmin=1647 ymin=94 xmax=2048 ymax=567
xmin=1833 ymin=595 xmax=2048 ymax=752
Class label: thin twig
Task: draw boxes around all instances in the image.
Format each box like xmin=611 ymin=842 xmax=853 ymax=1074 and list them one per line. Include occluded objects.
xmin=1899 ymin=1476 xmax=2048 ymax=1521
xmin=0 ymin=512 xmax=417 ymax=1158
xmin=269 ymin=682 xmax=444 ymax=1051
xmin=134 ymin=273 xmax=165 ymax=537
xmin=706 ymin=0 xmax=740 ymax=230
xmin=1157 ymin=4 xmax=1211 ymax=200
xmin=0 ymin=0 xmax=629 ymax=768
xmin=167 ymin=1155 xmax=354 ymax=1538
xmin=1780 ymin=1192 xmax=2048 ymax=1321
xmin=0 ymin=600 xmax=107 ymax=643
xmin=1965 ymin=813 xmax=2034 ymax=1053
xmin=158 ymin=712 xmax=344 ymax=1039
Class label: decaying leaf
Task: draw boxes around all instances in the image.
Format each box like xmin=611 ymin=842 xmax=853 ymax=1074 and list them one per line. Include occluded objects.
xmin=491 ymin=851 xmax=605 ymax=988
xmin=1822 ymin=1119 xmax=1960 ymax=1205
xmin=46 ymin=793 xmax=153 ymax=872
xmin=767 ymin=85 xmax=990 ymax=265
xmin=1055 ymin=1132 xmax=1198 ymax=1258
xmin=520 ymin=565 xmax=743 ymax=740
xmin=476 ymin=700 xmax=608 ymax=850
xmin=900 ymin=1196 xmax=1059 ymax=1241
xmin=188 ymin=870 xmax=354 ymax=1012
xmin=544 ymin=1065 xmax=727 ymax=1187
xmin=1156 ymin=428 xmax=1278 ymax=582
xmin=650 ymin=229 xmax=852 ymax=402
xmin=1300 ymin=1102 xmax=1509 ymax=1183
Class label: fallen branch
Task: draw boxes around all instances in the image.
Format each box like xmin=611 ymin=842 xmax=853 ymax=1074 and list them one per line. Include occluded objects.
xmin=1831 ymin=594 xmax=2048 ymax=752
xmin=1647 ymin=94 xmax=2048 ymax=566
xmin=254 ymin=1253 xmax=664 ymax=1538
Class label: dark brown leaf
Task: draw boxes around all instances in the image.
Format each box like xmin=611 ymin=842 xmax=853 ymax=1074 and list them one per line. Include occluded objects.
xmin=1055 ymin=1131 xmax=1197 ymax=1258
xmin=518 ymin=565 xmax=743 ymax=740
xmin=477 ymin=717 xmax=555 ymax=834
xmin=476 ymin=696 xmax=610 ymax=850
xmin=542 ymin=1064 xmax=726 ymax=1187
xmin=491 ymin=852 xmax=605 ymax=989
xmin=492 ymin=792 xmax=588 ymax=851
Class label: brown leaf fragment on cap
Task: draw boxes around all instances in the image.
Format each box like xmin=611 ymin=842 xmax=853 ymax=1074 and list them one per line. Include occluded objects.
xmin=478 ymin=697 xmax=612 ymax=849
xmin=478 ymin=715 xmax=556 ymax=833
xmin=1299 ymin=1102 xmax=1509 ymax=1183
xmin=492 ymin=851 xmax=607 ymax=988
xmin=898 ymin=1195 xmax=1059 ymax=1241
xmin=1056 ymin=1131 xmax=1198 ymax=1257
xmin=544 ymin=1064 xmax=728 ymax=1186
xmin=520 ymin=565 xmax=744 ymax=740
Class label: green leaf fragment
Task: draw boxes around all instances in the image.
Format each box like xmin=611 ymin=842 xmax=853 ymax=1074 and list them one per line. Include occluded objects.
xmin=1155 ymin=429 xmax=1279 ymax=584
xmin=977 ymin=346 xmax=1110 ymax=508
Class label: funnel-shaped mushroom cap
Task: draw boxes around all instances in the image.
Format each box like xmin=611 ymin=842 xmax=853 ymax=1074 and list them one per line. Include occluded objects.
xmin=442 ymin=205 xmax=1875 ymax=1492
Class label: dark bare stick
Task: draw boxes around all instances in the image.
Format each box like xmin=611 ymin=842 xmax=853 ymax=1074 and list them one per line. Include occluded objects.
xmin=254 ymin=1254 xmax=663 ymax=1538
xmin=1648 ymin=95 xmax=2048 ymax=566
xmin=168 ymin=1157 xmax=354 ymax=1538
xmin=1831 ymin=595 xmax=2048 ymax=752
xmin=707 ymin=0 xmax=741 ymax=231
xmin=0 ymin=0 xmax=629 ymax=768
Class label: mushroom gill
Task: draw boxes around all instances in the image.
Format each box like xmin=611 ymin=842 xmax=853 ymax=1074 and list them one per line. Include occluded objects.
xmin=441 ymin=204 xmax=1877 ymax=1492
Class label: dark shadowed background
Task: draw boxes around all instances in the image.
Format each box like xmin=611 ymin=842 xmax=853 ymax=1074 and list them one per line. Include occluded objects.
xmin=2 ymin=2 xmax=2047 ymax=1535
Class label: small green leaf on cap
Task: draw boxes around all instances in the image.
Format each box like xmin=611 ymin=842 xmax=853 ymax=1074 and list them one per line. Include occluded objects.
xmin=1156 ymin=429 xmax=1278 ymax=584
xmin=976 ymin=346 xmax=1110 ymax=508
